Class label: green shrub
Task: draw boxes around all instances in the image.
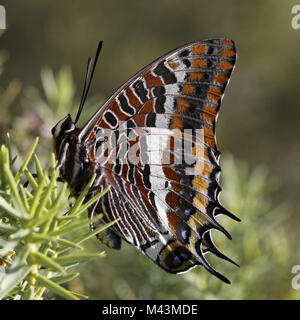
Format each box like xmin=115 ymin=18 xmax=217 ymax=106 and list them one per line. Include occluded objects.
xmin=0 ymin=136 xmax=112 ymax=300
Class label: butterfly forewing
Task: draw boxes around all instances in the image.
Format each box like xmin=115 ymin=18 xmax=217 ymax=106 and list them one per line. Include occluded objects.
xmin=55 ymin=38 xmax=238 ymax=283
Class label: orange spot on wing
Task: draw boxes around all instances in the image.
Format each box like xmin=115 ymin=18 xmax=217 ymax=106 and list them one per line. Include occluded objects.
xmin=202 ymin=113 xmax=214 ymax=124
xmin=220 ymin=49 xmax=235 ymax=57
xmin=191 ymin=44 xmax=207 ymax=55
xmin=207 ymin=87 xmax=222 ymax=102
xmin=202 ymin=105 xmax=217 ymax=116
xmin=217 ymin=61 xmax=233 ymax=70
xmin=171 ymin=117 xmax=183 ymax=130
xmin=177 ymin=97 xmax=189 ymax=113
xmin=193 ymin=193 xmax=208 ymax=212
xmin=189 ymin=72 xmax=203 ymax=81
xmin=204 ymin=126 xmax=215 ymax=147
xmin=168 ymin=61 xmax=179 ymax=70
xmin=192 ymin=59 xmax=206 ymax=68
xmin=192 ymin=144 xmax=209 ymax=160
xmin=220 ymin=39 xmax=234 ymax=46
xmin=193 ymin=176 xmax=209 ymax=193
xmin=201 ymin=105 xmax=217 ymax=123
xmin=182 ymin=84 xmax=195 ymax=95
xmin=193 ymin=210 xmax=208 ymax=226
xmin=194 ymin=161 xmax=213 ymax=180
xmin=203 ymin=162 xmax=213 ymax=176
xmin=213 ymin=74 xmax=227 ymax=85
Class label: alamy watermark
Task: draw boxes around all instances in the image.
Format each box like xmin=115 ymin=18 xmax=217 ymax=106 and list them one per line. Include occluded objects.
xmin=291 ymin=5 xmax=300 ymax=30
xmin=291 ymin=265 xmax=300 ymax=289
xmin=0 ymin=5 xmax=5 ymax=29
xmin=92 ymin=124 xmax=205 ymax=176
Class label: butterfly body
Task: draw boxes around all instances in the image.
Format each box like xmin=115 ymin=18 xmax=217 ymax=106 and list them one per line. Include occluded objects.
xmin=52 ymin=38 xmax=239 ymax=283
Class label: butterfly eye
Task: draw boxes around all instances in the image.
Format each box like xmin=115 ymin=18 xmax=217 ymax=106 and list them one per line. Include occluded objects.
xmin=61 ymin=116 xmax=75 ymax=132
xmin=51 ymin=114 xmax=75 ymax=137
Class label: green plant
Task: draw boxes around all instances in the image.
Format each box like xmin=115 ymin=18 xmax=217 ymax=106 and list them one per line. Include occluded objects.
xmin=0 ymin=135 xmax=113 ymax=300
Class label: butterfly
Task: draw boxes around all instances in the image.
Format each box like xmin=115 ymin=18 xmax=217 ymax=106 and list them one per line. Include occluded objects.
xmin=51 ymin=38 xmax=240 ymax=283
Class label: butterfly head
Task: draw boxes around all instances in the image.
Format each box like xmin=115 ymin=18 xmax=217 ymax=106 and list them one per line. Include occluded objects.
xmin=51 ymin=41 xmax=103 ymax=187
xmin=52 ymin=113 xmax=75 ymax=138
xmin=51 ymin=113 xmax=95 ymax=196
xmin=51 ymin=114 xmax=76 ymax=160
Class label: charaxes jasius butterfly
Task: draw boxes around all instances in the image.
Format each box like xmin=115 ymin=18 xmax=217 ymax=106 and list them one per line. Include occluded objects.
xmin=51 ymin=38 xmax=240 ymax=283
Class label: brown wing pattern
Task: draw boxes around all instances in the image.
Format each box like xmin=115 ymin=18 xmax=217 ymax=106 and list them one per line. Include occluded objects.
xmin=84 ymin=38 xmax=239 ymax=282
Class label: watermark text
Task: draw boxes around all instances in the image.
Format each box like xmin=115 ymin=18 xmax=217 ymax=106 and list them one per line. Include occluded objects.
xmin=0 ymin=5 xmax=5 ymax=29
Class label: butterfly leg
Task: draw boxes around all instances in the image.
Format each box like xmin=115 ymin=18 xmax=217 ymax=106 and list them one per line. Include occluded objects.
xmin=89 ymin=197 xmax=121 ymax=250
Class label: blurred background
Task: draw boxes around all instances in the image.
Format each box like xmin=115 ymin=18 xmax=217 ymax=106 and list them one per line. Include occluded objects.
xmin=0 ymin=0 xmax=299 ymax=299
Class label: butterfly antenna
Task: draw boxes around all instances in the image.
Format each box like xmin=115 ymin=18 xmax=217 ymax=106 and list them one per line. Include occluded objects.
xmin=74 ymin=41 xmax=103 ymax=125
xmin=75 ymin=57 xmax=92 ymax=123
